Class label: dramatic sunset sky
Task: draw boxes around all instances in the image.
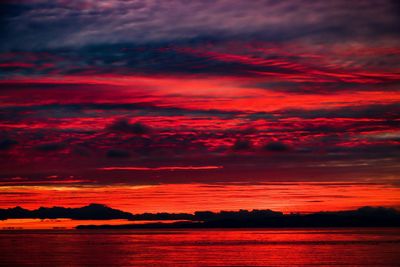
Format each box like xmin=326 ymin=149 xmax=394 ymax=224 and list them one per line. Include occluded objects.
xmin=0 ymin=0 xmax=399 ymax=214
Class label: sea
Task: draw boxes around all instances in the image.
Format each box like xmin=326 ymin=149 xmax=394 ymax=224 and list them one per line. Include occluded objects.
xmin=0 ymin=228 xmax=399 ymax=266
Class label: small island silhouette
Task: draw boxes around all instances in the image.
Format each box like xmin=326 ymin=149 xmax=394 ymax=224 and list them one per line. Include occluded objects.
xmin=1 ymin=204 xmax=399 ymax=229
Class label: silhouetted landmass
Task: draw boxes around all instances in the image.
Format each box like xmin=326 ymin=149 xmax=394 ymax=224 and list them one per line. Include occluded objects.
xmin=0 ymin=204 xmax=283 ymax=221
xmin=130 ymin=212 xmax=194 ymax=221
xmin=1 ymin=204 xmax=399 ymax=228
xmin=0 ymin=204 xmax=197 ymax=221
xmin=0 ymin=203 xmax=133 ymax=220
xmin=79 ymin=206 xmax=400 ymax=229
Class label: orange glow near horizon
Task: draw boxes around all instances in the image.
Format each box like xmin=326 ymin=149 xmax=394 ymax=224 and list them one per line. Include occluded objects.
xmin=1 ymin=182 xmax=399 ymax=214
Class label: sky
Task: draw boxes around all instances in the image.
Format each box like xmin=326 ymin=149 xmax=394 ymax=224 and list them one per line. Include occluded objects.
xmin=0 ymin=0 xmax=399 ymax=214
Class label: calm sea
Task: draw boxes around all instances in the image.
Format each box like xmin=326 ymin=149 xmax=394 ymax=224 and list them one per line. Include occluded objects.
xmin=0 ymin=228 xmax=399 ymax=266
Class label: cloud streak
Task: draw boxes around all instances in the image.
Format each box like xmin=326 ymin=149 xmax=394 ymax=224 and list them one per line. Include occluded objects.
xmin=99 ymin=166 xmax=224 ymax=171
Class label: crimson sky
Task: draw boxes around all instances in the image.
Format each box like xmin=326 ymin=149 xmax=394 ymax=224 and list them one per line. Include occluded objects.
xmin=0 ymin=0 xmax=399 ymax=213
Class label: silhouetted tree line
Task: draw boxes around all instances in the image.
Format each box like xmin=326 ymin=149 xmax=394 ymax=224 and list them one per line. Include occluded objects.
xmin=78 ymin=206 xmax=400 ymax=229
xmin=1 ymin=204 xmax=399 ymax=228
xmin=0 ymin=203 xmax=132 ymax=220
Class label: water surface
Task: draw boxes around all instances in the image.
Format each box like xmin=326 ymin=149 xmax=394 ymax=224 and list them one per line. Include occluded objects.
xmin=0 ymin=228 xmax=399 ymax=266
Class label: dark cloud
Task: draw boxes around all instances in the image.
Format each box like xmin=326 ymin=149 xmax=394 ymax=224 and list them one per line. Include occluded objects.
xmin=106 ymin=119 xmax=151 ymax=135
xmin=0 ymin=44 xmax=300 ymax=79
xmin=0 ymin=138 xmax=18 ymax=150
xmin=0 ymin=102 xmax=239 ymax=120
xmin=253 ymin=81 xmax=400 ymax=94
xmin=281 ymin=103 xmax=400 ymax=120
xmin=232 ymin=139 xmax=252 ymax=151
xmin=35 ymin=142 xmax=66 ymax=152
xmin=106 ymin=149 xmax=131 ymax=158
xmin=263 ymin=141 xmax=289 ymax=152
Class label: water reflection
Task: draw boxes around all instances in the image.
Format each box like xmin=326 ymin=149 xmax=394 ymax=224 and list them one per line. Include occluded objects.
xmin=0 ymin=228 xmax=399 ymax=266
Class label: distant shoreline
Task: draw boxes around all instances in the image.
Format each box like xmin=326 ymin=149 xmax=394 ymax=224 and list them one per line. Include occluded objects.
xmin=2 ymin=204 xmax=399 ymax=230
xmin=76 ymin=220 xmax=400 ymax=230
